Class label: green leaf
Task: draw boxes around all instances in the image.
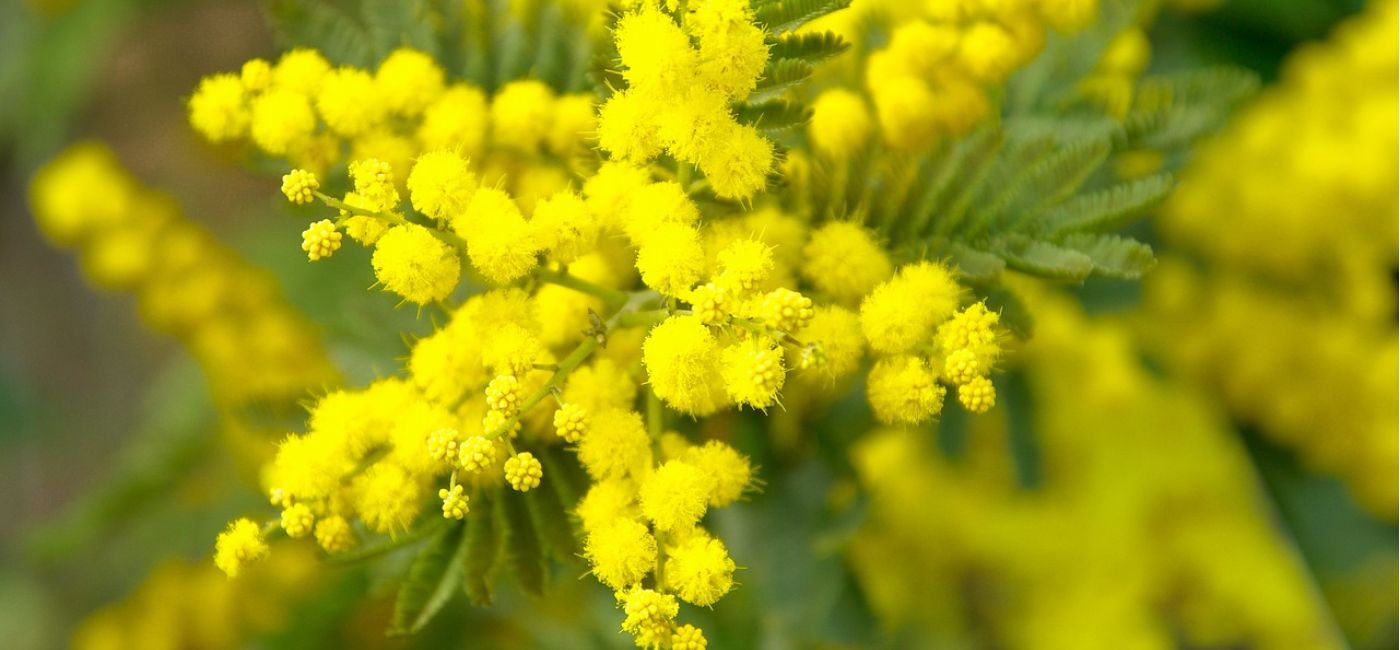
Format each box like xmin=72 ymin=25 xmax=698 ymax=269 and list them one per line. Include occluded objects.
xmin=766 ymin=31 xmax=848 ymax=64
xmin=264 ymin=0 xmax=374 ymax=67
xmin=498 ymin=488 xmax=546 ymax=595
xmin=994 ymin=236 xmax=1094 ymax=282
xmin=750 ymin=57 xmax=814 ymax=102
xmin=947 ymin=243 xmax=1005 ymax=283
xmin=462 ymin=489 xmax=499 ymax=606
xmin=1006 ymin=134 xmax=1111 ymax=221
xmin=1057 ymin=233 xmax=1156 ymax=279
xmin=526 ymin=479 xmax=578 ymax=560
xmin=389 ymin=520 xmax=467 ymax=636
xmin=735 ymin=98 xmax=813 ymax=132
xmin=1044 ymin=173 xmax=1173 ymax=235
xmin=754 ymin=0 xmax=853 ymax=34
xmin=360 ymin=0 xmax=438 ymax=61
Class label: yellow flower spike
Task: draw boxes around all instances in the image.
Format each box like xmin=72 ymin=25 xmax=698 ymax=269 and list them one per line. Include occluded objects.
xmin=504 ymin=452 xmax=544 ymax=492
xmin=280 ymin=503 xmax=315 ymax=539
xmin=759 ymin=287 xmax=815 ymax=334
xmin=687 ymin=283 xmax=728 ymax=325
xmin=958 ymin=375 xmax=996 ymax=414
xmin=314 ymin=515 xmax=357 ymax=554
xmin=301 ymin=219 xmax=342 ymax=262
xmin=458 ymin=436 xmax=497 ymax=473
xmin=426 ymin=427 xmax=461 ymax=465
xmin=721 ymin=338 xmax=786 ymax=410
xmin=665 ymin=533 xmax=736 ymax=607
xmin=408 ymin=150 xmax=477 ymax=221
xmin=485 ymin=375 xmax=522 ymax=415
xmin=553 ymin=402 xmax=589 ymax=443
xmin=213 ymin=518 xmax=268 ymax=578
xmin=370 ymin=224 xmax=461 ymax=305
xmin=188 ymin=73 xmax=249 ymax=142
xmin=280 ymin=168 xmax=319 ymax=205
xmin=439 ymin=484 xmax=471 ymax=520
xmin=640 ymin=460 xmax=710 ymax=533
xmin=619 ymin=587 xmax=679 ymax=649
xmin=672 ymin=624 xmax=708 ymax=650
xmin=239 ymin=58 xmax=272 ymax=92
xmin=866 ymin=355 xmax=946 ymax=425
xmin=585 ymin=519 xmax=657 ymax=591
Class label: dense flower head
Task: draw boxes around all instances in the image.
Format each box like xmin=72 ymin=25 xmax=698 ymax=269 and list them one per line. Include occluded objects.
xmin=280 ymin=503 xmax=315 ymax=538
xmin=577 ymin=408 xmax=652 ymax=481
xmin=214 ymin=519 xmax=268 ymax=578
xmin=408 ymin=151 xmax=476 ymax=221
xmin=375 ymin=47 xmax=444 ymax=116
xmin=585 ymin=518 xmax=657 ymax=590
xmin=665 ymin=532 xmax=736 ymax=606
xmin=721 ymin=338 xmax=785 ymax=409
xmin=314 ymin=515 xmax=357 ymax=554
xmin=619 ymin=587 xmax=679 ymax=648
xmin=188 ymin=73 xmax=248 ymax=142
xmin=371 ymin=224 xmax=461 ymax=304
xmin=300 ymin=220 xmax=341 ymax=261
xmin=640 ymin=460 xmax=712 ymax=532
xmin=861 ymin=261 xmax=962 ymax=355
xmin=504 ymin=452 xmax=544 ymax=492
xmin=439 ymin=483 xmax=471 ymax=519
xmin=643 ymin=317 xmax=728 ymax=416
xmin=801 ymin=222 xmax=892 ymax=304
xmin=867 ymin=355 xmax=946 ymax=425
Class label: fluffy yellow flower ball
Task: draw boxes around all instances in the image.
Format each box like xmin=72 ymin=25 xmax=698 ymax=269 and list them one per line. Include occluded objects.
xmin=866 ymin=355 xmax=946 ymax=425
xmin=375 ymin=47 xmax=445 ymax=116
xmin=643 ymin=316 xmax=729 ymax=415
xmin=370 ymin=224 xmax=461 ymax=305
xmin=188 ymin=73 xmax=248 ymax=142
xmin=682 ymin=440 xmax=753 ymax=507
xmin=584 ymin=518 xmax=657 ymax=590
xmin=214 ymin=518 xmax=268 ymax=578
xmin=577 ymin=408 xmax=652 ymax=480
xmin=860 ymin=261 xmax=962 ymax=355
xmin=665 ymin=532 xmax=736 ymax=606
xmin=801 ymin=221 xmax=892 ymax=304
xmin=808 ymin=89 xmax=872 ymax=158
xmin=408 ymin=150 xmax=477 ymax=221
xmin=640 ymin=460 xmax=712 ymax=532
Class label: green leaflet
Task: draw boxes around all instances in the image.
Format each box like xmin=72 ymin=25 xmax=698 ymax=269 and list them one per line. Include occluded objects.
xmin=463 ymin=487 xmax=500 ymax=606
xmin=265 ymin=0 xmax=375 ymax=67
xmin=750 ymin=58 xmax=814 ymax=102
xmin=389 ymin=519 xmax=467 ymax=636
xmin=753 ymin=0 xmax=854 ymax=35
xmin=736 ymin=99 xmax=813 ymax=133
xmin=994 ymin=236 xmax=1095 ymax=282
xmin=766 ymin=31 xmax=849 ymax=64
xmin=497 ymin=486 xmax=546 ymax=595
xmin=1057 ymin=233 xmax=1156 ymax=280
xmin=1044 ymin=173 xmax=1174 ymax=235
xmin=525 ymin=474 xmax=579 ymax=561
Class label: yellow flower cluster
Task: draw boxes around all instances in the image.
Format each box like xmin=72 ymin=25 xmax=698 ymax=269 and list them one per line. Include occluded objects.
xmin=28 ymin=143 xmax=337 ymax=409
xmin=850 ymin=282 xmax=1347 ymax=649
xmin=597 ymin=0 xmax=774 ymax=199
xmin=1142 ymin=0 xmax=1398 ymax=517
xmin=835 ymin=0 xmax=1100 ymax=150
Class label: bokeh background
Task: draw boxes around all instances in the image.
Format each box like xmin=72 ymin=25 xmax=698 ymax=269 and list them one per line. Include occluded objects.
xmin=0 ymin=0 xmax=1394 ymax=648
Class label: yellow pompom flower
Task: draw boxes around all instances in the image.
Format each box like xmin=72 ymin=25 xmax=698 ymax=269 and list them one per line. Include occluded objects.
xmin=280 ymin=168 xmax=319 ymax=205
xmin=316 ymin=67 xmax=384 ymax=137
xmin=585 ymin=518 xmax=658 ymax=590
xmin=672 ymin=624 xmax=708 ymax=650
xmin=458 ymin=435 xmax=498 ymax=473
xmin=340 ymin=192 xmax=391 ymax=244
xmin=577 ymin=479 xmax=639 ymax=534
xmin=872 ymin=75 xmax=939 ymax=151
xmin=688 ymin=283 xmax=729 ymax=325
xmin=1041 ymin=0 xmax=1099 ymax=30
xmin=721 ymin=338 xmax=785 ymax=410
xmin=440 ymin=484 xmax=471 ymax=519
xmin=426 ymin=427 xmax=462 ymax=465
xmin=636 ymin=222 xmax=705 ymax=296
xmin=597 ymin=90 xmax=664 ymax=163
xmin=958 ymin=375 xmax=996 ymax=414
xmin=419 ymin=84 xmax=489 ymax=155
xmin=643 ymin=316 xmax=729 ymax=416
xmin=301 ymin=219 xmax=342 ymax=261
xmin=268 ymin=433 xmax=349 ymax=502
xmin=548 ymin=93 xmax=598 ymax=157
xmin=809 ymin=88 xmax=872 ymax=158
xmin=860 ymin=261 xmax=962 ymax=355
xmin=409 ymin=326 xmax=486 ymax=404
xmin=279 ymin=503 xmax=315 ymax=538
xmin=701 ymin=122 xmax=772 ymax=200
xmin=250 ymin=89 xmax=316 ymax=156
xmin=615 ymin=8 xmax=696 ymax=93
xmin=485 ymin=374 xmax=522 ymax=414
xmin=553 ymin=402 xmax=589 ymax=443
xmin=456 ymin=187 xmax=541 ymax=284
xmin=371 ymin=224 xmax=461 ymax=305
xmin=351 ymin=463 xmax=426 ymax=534
xmin=272 ymin=48 xmax=330 ymax=95
xmin=348 ymin=158 xmax=400 ymax=211
xmin=936 ymin=301 xmax=1001 ymax=352
xmin=760 ymin=287 xmax=815 ymax=333
xmin=666 ymin=533 xmax=736 ymax=607
xmin=866 ymin=355 xmax=946 ymax=425
xmin=620 ymin=587 xmax=679 ymax=648
xmin=408 ymin=149 xmax=478 ymax=221
xmin=482 ymin=322 xmax=545 ymax=378
xmin=682 ymin=440 xmax=752 ymax=507
xmin=491 ymin=79 xmax=555 ymax=151
xmin=240 ymin=58 xmax=271 ymax=91
xmin=640 ymin=460 xmax=711 ymax=532
xmin=583 ymin=162 xmax=651 ymax=230
xmin=577 ymin=408 xmax=652 ymax=480
xmin=564 ymin=358 xmax=640 ymax=414
xmin=504 ymin=452 xmax=544 ymax=492
xmin=188 ymin=73 xmax=248 ymax=142
xmin=694 ymin=15 xmax=769 ymax=100
xmin=625 ymin=181 xmax=700 ymax=244
xmin=531 ymin=190 xmax=598 ymax=262
xmin=314 ymin=515 xmax=357 ymax=554
xmin=375 ymin=47 xmax=445 ymax=116
xmin=958 ymin=21 xmax=1020 ymax=82
xmin=716 ymin=238 xmax=774 ymax=296
xmin=794 ymin=306 xmax=865 ymax=381
xmin=214 ymin=518 xmax=268 ymax=578
xmin=801 ymin=221 xmax=892 ymax=304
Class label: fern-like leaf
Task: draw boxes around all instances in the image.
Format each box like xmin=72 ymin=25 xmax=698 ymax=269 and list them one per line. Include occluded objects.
xmin=994 ymin=236 xmax=1094 ymax=282
xmin=754 ymin=0 xmax=853 ymax=35
xmin=1057 ymin=233 xmax=1156 ymax=279
xmin=766 ymin=31 xmax=848 ymax=64
xmin=750 ymin=58 xmax=814 ymax=102
xmin=498 ymin=488 xmax=546 ymax=595
xmin=1044 ymin=173 xmax=1173 ymax=235
xmin=735 ymin=99 xmax=813 ymax=132
xmin=462 ymin=489 xmax=499 ymax=606
xmin=389 ymin=520 xmax=467 ymax=636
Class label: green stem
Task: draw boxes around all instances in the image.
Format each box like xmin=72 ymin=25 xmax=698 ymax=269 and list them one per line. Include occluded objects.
xmin=325 ymin=518 xmax=446 ymax=566
xmin=647 ymin=389 xmax=663 ymax=439
xmin=537 ymin=266 xmax=629 ymax=307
